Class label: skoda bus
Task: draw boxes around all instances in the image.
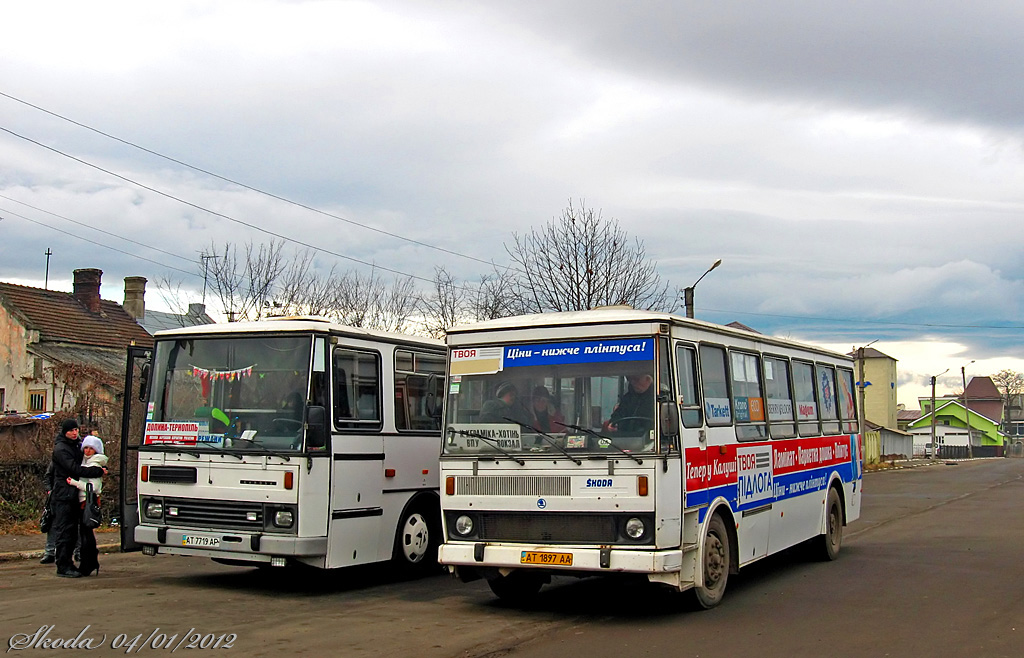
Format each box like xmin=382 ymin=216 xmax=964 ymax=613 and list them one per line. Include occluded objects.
xmin=438 ymin=308 xmax=861 ymax=606
xmin=128 ymin=317 xmax=445 ymax=572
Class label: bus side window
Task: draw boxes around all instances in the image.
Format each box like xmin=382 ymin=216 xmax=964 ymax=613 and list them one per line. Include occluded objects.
xmin=793 ymin=360 xmax=820 ymax=436
xmin=731 ymin=351 xmax=766 ymax=441
xmin=764 ymin=355 xmax=796 ymax=438
xmin=816 ymin=364 xmax=841 ymax=435
xmin=836 ymin=367 xmax=858 ymax=433
xmin=675 ymin=344 xmax=703 ymax=428
xmin=698 ymin=344 xmax=732 ymax=426
xmin=333 ymin=348 xmax=382 ymax=430
xmin=395 ymin=350 xmax=445 ymax=432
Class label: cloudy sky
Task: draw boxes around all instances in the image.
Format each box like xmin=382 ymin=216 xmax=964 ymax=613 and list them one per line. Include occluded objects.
xmin=2 ymin=0 xmax=1022 ymax=406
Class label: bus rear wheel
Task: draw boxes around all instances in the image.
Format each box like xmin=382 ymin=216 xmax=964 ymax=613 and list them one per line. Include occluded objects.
xmin=815 ymin=487 xmax=843 ymax=561
xmin=692 ymin=514 xmax=730 ymax=609
xmin=487 ymin=571 xmax=545 ymax=604
xmin=393 ymin=504 xmax=439 ymax=575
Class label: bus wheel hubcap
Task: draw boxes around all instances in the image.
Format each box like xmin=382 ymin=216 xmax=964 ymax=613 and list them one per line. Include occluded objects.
xmin=402 ymin=513 xmax=429 ymax=563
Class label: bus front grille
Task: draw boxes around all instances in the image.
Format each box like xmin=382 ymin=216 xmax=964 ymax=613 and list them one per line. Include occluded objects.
xmin=455 ymin=476 xmax=571 ymax=497
xmin=162 ymin=497 xmax=263 ymax=530
xmin=447 ymin=511 xmax=624 ymax=544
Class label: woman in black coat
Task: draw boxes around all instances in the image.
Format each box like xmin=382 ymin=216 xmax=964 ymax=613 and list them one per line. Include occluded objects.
xmin=50 ymin=419 xmax=105 ymax=578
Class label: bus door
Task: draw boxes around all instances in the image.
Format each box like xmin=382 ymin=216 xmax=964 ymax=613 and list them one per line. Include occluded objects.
xmin=676 ymin=343 xmax=709 ymax=510
xmin=328 ymin=347 xmax=386 ymax=568
xmin=119 ymin=345 xmax=152 ymax=552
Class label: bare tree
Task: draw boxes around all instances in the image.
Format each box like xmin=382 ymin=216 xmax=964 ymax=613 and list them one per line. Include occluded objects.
xmin=419 ymin=266 xmax=520 ymax=337
xmin=152 ymin=274 xmax=202 ymax=327
xmin=276 ymin=249 xmax=339 ymax=317
xmin=420 ymin=266 xmax=465 ymax=339
xmin=505 ymin=200 xmax=670 ymax=312
xmin=992 ymin=369 xmax=1024 ymax=430
xmin=201 ymin=240 xmax=287 ymax=321
xmin=331 ymin=268 xmax=419 ymax=333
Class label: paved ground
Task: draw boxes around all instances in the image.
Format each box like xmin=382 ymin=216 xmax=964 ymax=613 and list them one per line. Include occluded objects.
xmin=0 ymin=458 xmax=943 ymax=561
xmin=0 ymin=528 xmax=120 ymax=561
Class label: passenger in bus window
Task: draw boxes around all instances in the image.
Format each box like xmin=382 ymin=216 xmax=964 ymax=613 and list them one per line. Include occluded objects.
xmin=530 ymin=386 xmax=566 ymax=433
xmin=478 ymin=382 xmax=529 ymax=424
xmin=606 ymin=374 xmax=655 ymax=434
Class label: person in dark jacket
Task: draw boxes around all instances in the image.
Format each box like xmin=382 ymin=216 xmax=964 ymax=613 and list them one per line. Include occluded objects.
xmin=606 ymin=374 xmax=655 ymax=434
xmin=50 ymin=418 xmax=106 ymax=578
xmin=40 ymin=459 xmax=57 ymax=564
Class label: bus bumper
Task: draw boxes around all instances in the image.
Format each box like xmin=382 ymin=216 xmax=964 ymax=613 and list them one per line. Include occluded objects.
xmin=439 ymin=542 xmax=684 ymax=574
xmin=135 ymin=525 xmax=327 ymax=561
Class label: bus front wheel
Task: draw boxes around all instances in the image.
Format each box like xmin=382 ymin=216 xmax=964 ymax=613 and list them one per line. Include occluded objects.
xmin=692 ymin=514 xmax=730 ymax=609
xmin=487 ymin=571 xmax=544 ymax=604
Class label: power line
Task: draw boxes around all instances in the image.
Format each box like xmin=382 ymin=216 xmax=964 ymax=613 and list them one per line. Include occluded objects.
xmin=0 ymin=90 xmax=503 ymax=270
xmin=0 ymin=192 xmax=194 ymax=265
xmin=0 ymin=124 xmax=454 ymax=288
xmin=0 ymin=209 xmax=201 ymax=279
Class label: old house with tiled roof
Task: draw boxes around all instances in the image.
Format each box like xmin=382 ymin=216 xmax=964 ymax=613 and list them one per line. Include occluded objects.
xmin=0 ymin=268 xmax=153 ymax=420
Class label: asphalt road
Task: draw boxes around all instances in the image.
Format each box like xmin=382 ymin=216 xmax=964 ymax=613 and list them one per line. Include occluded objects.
xmin=2 ymin=459 xmax=1022 ymax=657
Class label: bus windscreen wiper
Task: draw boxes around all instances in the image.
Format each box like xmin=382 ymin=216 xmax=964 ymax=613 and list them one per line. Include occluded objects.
xmin=229 ymin=437 xmax=291 ymax=462
xmin=450 ymin=429 xmax=525 ymax=465
xmin=503 ymin=417 xmax=582 ymax=465
xmin=560 ymin=423 xmax=644 ymax=465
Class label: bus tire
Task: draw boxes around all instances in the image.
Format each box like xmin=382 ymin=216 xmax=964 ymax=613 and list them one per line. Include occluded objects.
xmin=816 ymin=487 xmax=843 ymax=561
xmin=392 ymin=501 xmax=439 ymax=575
xmin=487 ymin=571 xmax=544 ymax=604
xmin=692 ymin=513 xmax=730 ymax=609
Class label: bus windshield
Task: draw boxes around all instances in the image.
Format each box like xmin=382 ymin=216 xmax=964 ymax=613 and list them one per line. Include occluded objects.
xmin=444 ymin=337 xmax=659 ymax=457
xmin=147 ymin=334 xmax=313 ymax=452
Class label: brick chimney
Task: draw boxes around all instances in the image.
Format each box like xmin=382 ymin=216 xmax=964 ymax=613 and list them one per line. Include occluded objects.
xmin=123 ymin=276 xmax=147 ymax=320
xmin=72 ymin=268 xmax=103 ymax=314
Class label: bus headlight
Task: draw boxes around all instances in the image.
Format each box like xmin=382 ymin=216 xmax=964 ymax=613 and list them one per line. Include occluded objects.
xmin=454 ymin=515 xmax=475 ymax=536
xmin=144 ymin=500 xmax=163 ymax=520
xmin=624 ymin=517 xmax=646 ymax=540
xmin=273 ymin=510 xmax=294 ymax=528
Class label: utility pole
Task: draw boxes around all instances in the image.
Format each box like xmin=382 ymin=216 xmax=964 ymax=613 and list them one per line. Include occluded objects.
xmin=930 ymin=369 xmax=949 ymax=461
xmin=854 ymin=340 xmax=878 ymax=440
xmin=962 ymin=361 xmax=975 ymax=459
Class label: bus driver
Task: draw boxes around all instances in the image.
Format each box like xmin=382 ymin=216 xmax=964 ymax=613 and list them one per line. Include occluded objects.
xmin=605 ymin=374 xmax=655 ymax=434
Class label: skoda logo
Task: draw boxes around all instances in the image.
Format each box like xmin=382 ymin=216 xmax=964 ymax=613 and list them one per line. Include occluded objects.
xmin=537 ymin=498 xmax=547 ymax=509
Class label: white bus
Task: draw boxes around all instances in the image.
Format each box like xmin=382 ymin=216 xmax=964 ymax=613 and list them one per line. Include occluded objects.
xmin=438 ymin=308 xmax=862 ymax=606
xmin=131 ymin=317 xmax=445 ymax=572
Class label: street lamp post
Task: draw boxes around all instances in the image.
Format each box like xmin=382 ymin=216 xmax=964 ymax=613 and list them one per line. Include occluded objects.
xmin=682 ymin=259 xmax=722 ymax=319
xmin=962 ymin=360 xmax=975 ymax=459
xmin=930 ymin=369 xmax=949 ymax=461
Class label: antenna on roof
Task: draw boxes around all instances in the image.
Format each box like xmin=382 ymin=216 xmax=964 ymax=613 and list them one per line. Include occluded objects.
xmin=44 ymin=248 xmax=52 ymax=290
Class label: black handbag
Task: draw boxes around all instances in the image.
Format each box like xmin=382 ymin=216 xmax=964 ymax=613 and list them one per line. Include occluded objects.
xmin=82 ymin=483 xmax=102 ymax=529
xmin=39 ymin=493 xmax=53 ymax=533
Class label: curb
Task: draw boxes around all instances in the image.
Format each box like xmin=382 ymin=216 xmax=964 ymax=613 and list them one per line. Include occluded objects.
xmin=0 ymin=543 xmax=120 ymax=564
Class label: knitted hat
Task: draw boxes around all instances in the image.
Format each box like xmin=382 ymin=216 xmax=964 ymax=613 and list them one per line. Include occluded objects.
xmin=82 ymin=436 xmax=104 ymax=455
xmin=60 ymin=418 xmax=79 ymax=435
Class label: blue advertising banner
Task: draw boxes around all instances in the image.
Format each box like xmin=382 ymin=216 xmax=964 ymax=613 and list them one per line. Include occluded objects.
xmin=503 ymin=338 xmax=654 ymax=368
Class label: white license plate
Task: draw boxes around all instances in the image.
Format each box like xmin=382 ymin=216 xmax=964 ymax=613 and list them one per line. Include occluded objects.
xmin=182 ymin=534 xmax=220 ymax=548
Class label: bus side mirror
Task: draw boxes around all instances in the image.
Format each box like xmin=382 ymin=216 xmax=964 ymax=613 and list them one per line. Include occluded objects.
xmin=305 ymin=405 xmax=328 ymax=450
xmin=138 ymin=362 xmax=151 ymax=402
xmin=660 ymin=402 xmax=679 ymax=437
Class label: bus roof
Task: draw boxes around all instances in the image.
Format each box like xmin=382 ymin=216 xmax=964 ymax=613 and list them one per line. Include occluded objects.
xmin=153 ymin=316 xmax=443 ymax=349
xmin=446 ymin=308 xmax=851 ymax=361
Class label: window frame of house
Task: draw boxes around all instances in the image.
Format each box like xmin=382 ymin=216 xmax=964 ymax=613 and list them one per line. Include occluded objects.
xmin=28 ymin=389 xmax=47 ymax=413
